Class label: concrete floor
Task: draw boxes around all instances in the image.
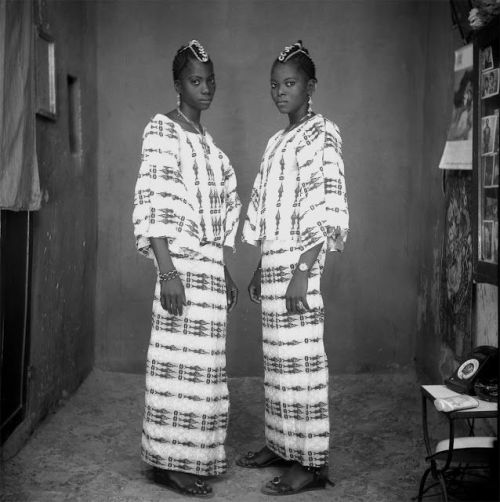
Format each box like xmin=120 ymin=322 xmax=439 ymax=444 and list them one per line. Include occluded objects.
xmin=1 ymin=370 xmax=446 ymax=501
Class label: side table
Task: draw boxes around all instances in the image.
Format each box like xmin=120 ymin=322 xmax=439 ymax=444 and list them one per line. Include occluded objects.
xmin=417 ymin=385 xmax=497 ymax=501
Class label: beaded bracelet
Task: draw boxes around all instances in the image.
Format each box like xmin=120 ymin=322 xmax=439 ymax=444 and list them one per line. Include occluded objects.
xmin=159 ymin=269 xmax=179 ymax=282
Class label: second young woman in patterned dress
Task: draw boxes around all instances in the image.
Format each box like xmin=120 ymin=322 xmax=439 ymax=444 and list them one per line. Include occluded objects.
xmin=239 ymin=40 xmax=349 ymax=496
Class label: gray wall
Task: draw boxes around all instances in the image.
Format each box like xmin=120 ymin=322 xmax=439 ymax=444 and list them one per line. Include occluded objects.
xmin=15 ymin=0 xmax=98 ymax=446
xmin=96 ymin=0 xmax=432 ymax=376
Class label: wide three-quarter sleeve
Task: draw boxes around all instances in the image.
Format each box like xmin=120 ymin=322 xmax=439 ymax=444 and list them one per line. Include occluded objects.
xmin=241 ymin=168 xmax=262 ymax=247
xmin=296 ymin=119 xmax=349 ymax=252
xmin=132 ymin=117 xmax=199 ymax=258
xmin=222 ymin=157 xmax=242 ymax=250
xmin=323 ymin=120 xmax=349 ymax=251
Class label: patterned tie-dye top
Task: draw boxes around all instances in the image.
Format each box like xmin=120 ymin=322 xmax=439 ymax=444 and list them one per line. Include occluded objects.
xmin=133 ymin=114 xmax=241 ymax=257
xmin=242 ymin=114 xmax=349 ymax=252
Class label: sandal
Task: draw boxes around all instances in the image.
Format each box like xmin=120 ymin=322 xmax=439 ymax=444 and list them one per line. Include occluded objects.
xmin=153 ymin=469 xmax=214 ymax=499
xmin=261 ymin=467 xmax=335 ymax=496
xmin=235 ymin=446 xmax=290 ymax=468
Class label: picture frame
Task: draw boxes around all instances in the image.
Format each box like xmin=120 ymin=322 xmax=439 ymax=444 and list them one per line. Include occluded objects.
xmin=481 ymin=114 xmax=497 ymax=154
xmin=482 ymin=220 xmax=494 ymax=261
xmin=481 ymin=68 xmax=499 ymax=99
xmin=35 ymin=27 xmax=56 ymax=120
xmin=481 ymin=46 xmax=494 ymax=71
xmin=483 ymin=155 xmax=495 ymax=186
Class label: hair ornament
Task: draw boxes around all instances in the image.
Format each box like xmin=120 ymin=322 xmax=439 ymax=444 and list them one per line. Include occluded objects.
xmin=179 ymin=39 xmax=210 ymax=63
xmin=277 ymin=40 xmax=312 ymax=63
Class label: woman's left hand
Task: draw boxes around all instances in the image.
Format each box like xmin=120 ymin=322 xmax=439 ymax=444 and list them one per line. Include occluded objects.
xmin=224 ymin=266 xmax=239 ymax=312
xmin=285 ymin=271 xmax=309 ymax=314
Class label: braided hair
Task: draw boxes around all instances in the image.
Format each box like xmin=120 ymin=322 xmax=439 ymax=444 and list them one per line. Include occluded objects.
xmin=172 ymin=40 xmax=212 ymax=81
xmin=273 ymin=40 xmax=317 ymax=82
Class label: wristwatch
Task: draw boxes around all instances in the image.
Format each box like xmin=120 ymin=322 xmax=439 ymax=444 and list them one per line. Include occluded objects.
xmin=297 ymin=262 xmax=309 ymax=272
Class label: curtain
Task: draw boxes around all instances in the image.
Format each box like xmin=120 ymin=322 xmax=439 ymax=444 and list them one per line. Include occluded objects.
xmin=0 ymin=0 xmax=41 ymax=211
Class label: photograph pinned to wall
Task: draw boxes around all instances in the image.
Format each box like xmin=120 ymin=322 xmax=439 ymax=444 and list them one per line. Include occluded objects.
xmin=35 ymin=27 xmax=56 ymax=120
xmin=482 ymin=220 xmax=493 ymax=262
xmin=481 ymin=114 xmax=497 ymax=154
xmin=481 ymin=68 xmax=499 ymax=99
xmin=439 ymin=44 xmax=473 ymax=169
xmin=481 ymin=46 xmax=494 ymax=70
xmin=484 ymin=196 xmax=498 ymax=221
xmin=483 ymin=155 xmax=495 ymax=186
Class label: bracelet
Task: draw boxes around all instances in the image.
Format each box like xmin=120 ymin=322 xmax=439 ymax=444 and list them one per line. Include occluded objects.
xmin=158 ymin=269 xmax=179 ymax=282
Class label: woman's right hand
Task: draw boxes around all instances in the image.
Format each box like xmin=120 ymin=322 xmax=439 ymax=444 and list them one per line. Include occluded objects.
xmin=248 ymin=269 xmax=262 ymax=304
xmin=160 ymin=276 xmax=186 ymax=316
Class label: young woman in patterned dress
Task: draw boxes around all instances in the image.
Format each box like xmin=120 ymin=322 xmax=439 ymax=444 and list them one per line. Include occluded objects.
xmin=239 ymin=40 xmax=349 ymax=496
xmin=133 ymin=40 xmax=241 ymax=498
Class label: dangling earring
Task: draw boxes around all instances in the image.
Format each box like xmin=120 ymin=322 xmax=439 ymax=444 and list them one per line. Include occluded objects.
xmin=307 ymin=95 xmax=313 ymax=115
xmin=177 ymin=93 xmax=181 ymax=108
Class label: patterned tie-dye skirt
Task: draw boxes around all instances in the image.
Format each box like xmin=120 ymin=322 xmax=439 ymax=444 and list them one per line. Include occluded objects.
xmin=141 ymin=241 xmax=228 ymax=476
xmin=261 ymin=240 xmax=330 ymax=468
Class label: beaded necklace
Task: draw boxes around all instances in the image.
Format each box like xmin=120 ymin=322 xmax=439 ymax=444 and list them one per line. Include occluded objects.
xmin=177 ymin=108 xmax=204 ymax=135
xmin=176 ymin=108 xmax=209 ymax=154
xmin=283 ymin=111 xmax=314 ymax=135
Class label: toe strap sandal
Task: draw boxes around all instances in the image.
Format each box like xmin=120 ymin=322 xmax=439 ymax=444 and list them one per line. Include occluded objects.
xmin=261 ymin=467 xmax=335 ymax=496
xmin=235 ymin=448 xmax=291 ymax=469
xmin=153 ymin=470 xmax=214 ymax=499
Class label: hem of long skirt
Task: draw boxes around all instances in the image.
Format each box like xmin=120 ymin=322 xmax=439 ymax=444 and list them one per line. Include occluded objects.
xmin=141 ymin=454 xmax=227 ymax=477
xmin=265 ymin=441 xmax=329 ymax=468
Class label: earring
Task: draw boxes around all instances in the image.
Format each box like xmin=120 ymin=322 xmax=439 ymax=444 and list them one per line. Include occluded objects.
xmin=307 ymin=95 xmax=313 ymax=114
xmin=177 ymin=93 xmax=181 ymax=107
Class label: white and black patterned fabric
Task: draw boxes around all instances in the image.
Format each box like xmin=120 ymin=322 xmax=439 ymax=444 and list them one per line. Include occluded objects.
xmin=141 ymin=242 xmax=229 ymax=476
xmin=133 ymin=114 xmax=241 ymax=476
xmin=242 ymin=114 xmax=348 ymax=252
xmin=261 ymin=240 xmax=330 ymax=467
xmin=133 ymin=114 xmax=241 ymax=255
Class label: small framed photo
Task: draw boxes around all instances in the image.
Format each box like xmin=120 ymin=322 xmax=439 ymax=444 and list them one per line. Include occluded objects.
xmin=481 ymin=115 xmax=497 ymax=154
xmin=484 ymin=196 xmax=498 ymax=221
xmin=35 ymin=27 xmax=56 ymax=120
xmin=482 ymin=220 xmax=494 ymax=262
xmin=483 ymin=155 xmax=495 ymax=186
xmin=494 ymin=155 xmax=499 ymax=186
xmin=481 ymin=46 xmax=494 ymax=71
xmin=481 ymin=68 xmax=499 ymax=99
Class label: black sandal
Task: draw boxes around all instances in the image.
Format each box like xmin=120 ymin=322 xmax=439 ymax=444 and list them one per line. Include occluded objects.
xmin=153 ymin=469 xmax=214 ymax=499
xmin=261 ymin=467 xmax=335 ymax=496
xmin=235 ymin=446 xmax=290 ymax=468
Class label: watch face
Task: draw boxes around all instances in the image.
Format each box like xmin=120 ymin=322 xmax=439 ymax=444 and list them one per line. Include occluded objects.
xmin=298 ymin=263 xmax=308 ymax=271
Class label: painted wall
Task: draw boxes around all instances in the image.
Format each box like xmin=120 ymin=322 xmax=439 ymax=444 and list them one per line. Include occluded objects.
xmin=8 ymin=0 xmax=99 ymax=449
xmin=96 ymin=0 xmax=429 ymax=376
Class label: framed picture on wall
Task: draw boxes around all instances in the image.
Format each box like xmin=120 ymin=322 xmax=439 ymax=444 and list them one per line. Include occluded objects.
xmin=473 ymin=18 xmax=499 ymax=284
xmin=35 ymin=27 xmax=56 ymax=120
xmin=481 ymin=68 xmax=499 ymax=99
xmin=481 ymin=46 xmax=494 ymax=70
xmin=481 ymin=115 xmax=497 ymax=154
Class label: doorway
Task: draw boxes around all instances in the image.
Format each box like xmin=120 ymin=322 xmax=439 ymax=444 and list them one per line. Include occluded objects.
xmin=0 ymin=210 xmax=32 ymax=443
